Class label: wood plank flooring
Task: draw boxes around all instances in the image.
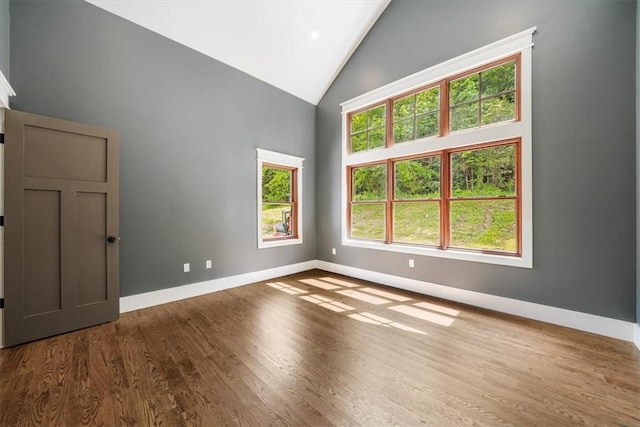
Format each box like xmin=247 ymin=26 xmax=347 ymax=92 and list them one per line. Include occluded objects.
xmin=1 ymin=269 xmax=639 ymax=426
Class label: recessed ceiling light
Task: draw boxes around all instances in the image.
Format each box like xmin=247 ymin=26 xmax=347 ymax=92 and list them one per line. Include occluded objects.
xmin=310 ymin=28 xmax=320 ymax=40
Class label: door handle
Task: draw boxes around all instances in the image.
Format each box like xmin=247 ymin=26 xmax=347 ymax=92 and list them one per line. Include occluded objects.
xmin=107 ymin=236 xmax=119 ymax=243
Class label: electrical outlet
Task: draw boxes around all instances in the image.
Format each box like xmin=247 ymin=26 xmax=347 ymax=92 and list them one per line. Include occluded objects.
xmin=409 ymin=259 xmax=414 ymax=268
xmin=206 ymin=260 xmax=212 ymax=269
xmin=183 ymin=263 xmax=190 ymax=273
xmin=332 ymin=248 xmax=336 ymax=255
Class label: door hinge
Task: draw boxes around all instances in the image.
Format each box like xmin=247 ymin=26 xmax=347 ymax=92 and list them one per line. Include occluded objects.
xmin=0 ymin=298 xmax=4 ymax=309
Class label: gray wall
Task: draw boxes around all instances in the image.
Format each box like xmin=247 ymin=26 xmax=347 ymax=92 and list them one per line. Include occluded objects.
xmin=316 ymin=0 xmax=637 ymax=321
xmin=0 ymin=0 xmax=8 ymax=78
xmin=10 ymin=0 xmax=316 ymax=296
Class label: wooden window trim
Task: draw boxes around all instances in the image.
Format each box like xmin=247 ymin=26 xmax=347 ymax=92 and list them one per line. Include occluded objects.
xmin=256 ymin=148 xmax=304 ymax=249
xmin=261 ymin=163 xmax=298 ymax=242
xmin=347 ymin=54 xmax=520 ymax=155
xmin=341 ymin=28 xmax=534 ymax=268
xmin=347 ymin=139 xmax=521 ymax=256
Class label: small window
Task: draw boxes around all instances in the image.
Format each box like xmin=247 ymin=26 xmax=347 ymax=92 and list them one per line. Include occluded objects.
xmin=261 ymin=166 xmax=295 ymax=240
xmin=257 ymin=149 xmax=304 ymax=249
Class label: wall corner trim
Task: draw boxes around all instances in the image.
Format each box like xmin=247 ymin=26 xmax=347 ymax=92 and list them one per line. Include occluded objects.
xmin=0 ymin=71 xmax=16 ymax=109
xmin=634 ymin=324 xmax=640 ymax=351
xmin=119 ymin=260 xmax=317 ymax=313
xmin=315 ymin=261 xmax=636 ymax=343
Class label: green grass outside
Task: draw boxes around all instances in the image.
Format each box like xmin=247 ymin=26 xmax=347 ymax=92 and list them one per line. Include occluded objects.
xmin=351 ymin=200 xmax=516 ymax=251
xmin=262 ymin=204 xmax=292 ymax=238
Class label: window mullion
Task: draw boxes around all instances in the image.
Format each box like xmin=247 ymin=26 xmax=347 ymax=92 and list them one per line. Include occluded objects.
xmin=441 ymin=80 xmax=449 ymax=137
xmin=385 ymin=99 xmax=393 ymax=148
xmin=441 ymin=151 xmax=450 ymax=250
xmin=386 ymin=159 xmax=394 ymax=244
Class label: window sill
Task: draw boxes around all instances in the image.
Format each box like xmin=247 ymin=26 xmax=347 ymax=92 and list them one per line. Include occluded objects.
xmin=259 ymin=237 xmax=303 ymax=249
xmin=342 ymin=239 xmax=532 ymax=268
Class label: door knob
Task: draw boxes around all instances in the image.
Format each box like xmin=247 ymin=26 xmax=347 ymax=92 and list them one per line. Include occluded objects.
xmin=107 ymin=236 xmax=119 ymax=243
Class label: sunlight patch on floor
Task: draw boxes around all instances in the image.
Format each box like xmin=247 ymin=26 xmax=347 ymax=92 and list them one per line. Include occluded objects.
xmin=318 ymin=277 xmax=361 ymax=288
xmin=359 ymin=287 xmax=412 ymax=302
xmin=388 ymin=305 xmax=456 ymax=327
xmin=413 ymin=301 xmax=460 ymax=317
xmin=266 ymin=282 xmax=308 ymax=295
xmin=348 ymin=312 xmax=427 ymax=335
xmin=300 ymin=294 xmax=355 ymax=313
xmin=336 ymin=290 xmax=391 ymax=305
xmin=298 ymin=278 xmax=341 ymax=290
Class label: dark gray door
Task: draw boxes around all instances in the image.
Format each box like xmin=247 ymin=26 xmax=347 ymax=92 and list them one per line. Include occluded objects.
xmin=4 ymin=110 xmax=119 ymax=346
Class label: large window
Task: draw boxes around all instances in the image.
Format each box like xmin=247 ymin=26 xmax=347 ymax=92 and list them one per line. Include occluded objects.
xmin=341 ymin=28 xmax=534 ymax=267
xmin=348 ymin=140 xmax=519 ymax=254
xmin=257 ymin=149 xmax=304 ymax=249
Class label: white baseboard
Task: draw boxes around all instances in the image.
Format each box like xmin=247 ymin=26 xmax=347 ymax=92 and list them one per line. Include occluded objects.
xmin=120 ymin=260 xmax=317 ymax=313
xmin=316 ymin=261 xmax=636 ymax=343
xmin=635 ymin=324 xmax=640 ymax=351
xmin=4 ymin=259 xmax=632 ymax=349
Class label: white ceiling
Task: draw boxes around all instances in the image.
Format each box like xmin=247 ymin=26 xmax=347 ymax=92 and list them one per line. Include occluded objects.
xmin=85 ymin=0 xmax=390 ymax=105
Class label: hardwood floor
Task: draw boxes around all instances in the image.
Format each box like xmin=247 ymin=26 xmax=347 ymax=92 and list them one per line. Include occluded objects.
xmin=1 ymin=270 xmax=639 ymax=426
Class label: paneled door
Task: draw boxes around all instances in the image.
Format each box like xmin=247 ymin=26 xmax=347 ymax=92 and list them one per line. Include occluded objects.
xmin=4 ymin=110 xmax=119 ymax=346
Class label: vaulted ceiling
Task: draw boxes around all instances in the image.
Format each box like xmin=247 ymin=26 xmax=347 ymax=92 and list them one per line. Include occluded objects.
xmin=85 ymin=0 xmax=390 ymax=105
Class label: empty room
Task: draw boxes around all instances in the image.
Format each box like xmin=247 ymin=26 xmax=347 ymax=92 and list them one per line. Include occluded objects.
xmin=0 ymin=0 xmax=639 ymax=425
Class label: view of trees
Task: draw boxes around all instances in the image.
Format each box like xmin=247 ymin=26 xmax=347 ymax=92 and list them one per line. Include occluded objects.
xmin=350 ymin=105 xmax=386 ymax=152
xmin=394 ymin=87 xmax=440 ymax=143
xmin=450 ymin=144 xmax=516 ymax=197
xmin=352 ymin=164 xmax=386 ymax=201
xmin=395 ymin=156 xmax=441 ymax=199
xmin=450 ymin=61 xmax=516 ymax=131
xmin=262 ymin=166 xmax=291 ymax=203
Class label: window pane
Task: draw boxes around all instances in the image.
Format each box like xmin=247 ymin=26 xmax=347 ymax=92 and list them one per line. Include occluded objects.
xmin=350 ymin=105 xmax=387 ymax=153
xmin=369 ymin=105 xmax=386 ymax=128
xmin=394 ymin=119 xmax=414 ymax=144
xmin=416 ymin=113 xmax=439 ymax=139
xmin=416 ymin=87 xmax=439 ymax=114
xmin=353 ymin=164 xmax=387 ymax=201
xmin=394 ymin=156 xmax=441 ymax=199
xmin=450 ymin=74 xmax=479 ymax=106
xmin=449 ymin=199 xmax=516 ymax=252
xmin=393 ymin=95 xmax=414 ymax=121
xmin=481 ymin=62 xmax=516 ymax=97
xmin=351 ymin=111 xmax=367 ymax=133
xmin=481 ymin=93 xmax=516 ymax=126
xmin=450 ymin=102 xmax=479 ymax=132
xmin=351 ymin=132 xmax=367 ymax=152
xmin=262 ymin=203 xmax=293 ymax=239
xmin=262 ymin=167 xmax=292 ymax=202
xmin=369 ymin=127 xmax=386 ymax=149
xmin=393 ymin=202 xmax=440 ymax=246
xmin=450 ymin=144 xmax=516 ymax=197
xmin=351 ymin=203 xmax=386 ymax=240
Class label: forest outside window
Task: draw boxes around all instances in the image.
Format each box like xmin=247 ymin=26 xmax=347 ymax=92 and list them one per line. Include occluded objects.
xmin=348 ymin=140 xmax=519 ymax=255
xmin=257 ymin=149 xmax=304 ymax=249
xmin=341 ymin=28 xmax=534 ymax=267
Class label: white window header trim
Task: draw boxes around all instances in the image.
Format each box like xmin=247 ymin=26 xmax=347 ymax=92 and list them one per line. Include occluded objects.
xmin=257 ymin=148 xmax=304 ymax=168
xmin=341 ymin=27 xmax=536 ymax=114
